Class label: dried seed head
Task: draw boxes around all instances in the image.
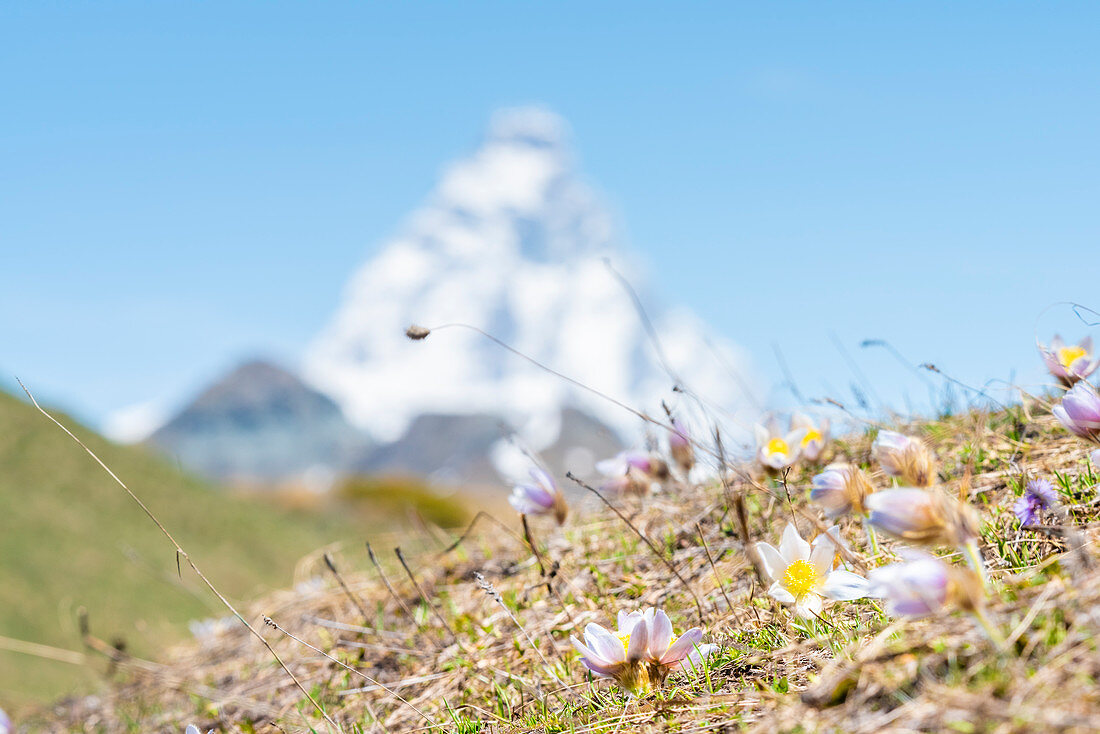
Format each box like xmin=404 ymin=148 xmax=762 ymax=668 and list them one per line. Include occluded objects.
xmin=405 ymin=324 xmax=431 ymax=340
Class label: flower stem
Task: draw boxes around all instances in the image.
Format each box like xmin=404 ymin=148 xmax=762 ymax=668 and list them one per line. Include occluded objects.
xmin=961 ymin=538 xmax=989 ymax=590
xmin=971 ymin=607 xmax=1006 ymax=648
xmin=862 ymin=516 xmax=880 ymax=559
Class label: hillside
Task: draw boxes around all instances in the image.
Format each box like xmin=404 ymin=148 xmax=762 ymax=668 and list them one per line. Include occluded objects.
xmin=0 ymin=389 xmax=368 ymax=706
xmin=25 ymin=395 xmax=1100 ymax=732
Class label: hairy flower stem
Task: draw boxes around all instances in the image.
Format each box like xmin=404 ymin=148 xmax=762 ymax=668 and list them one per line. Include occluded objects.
xmin=971 ymin=608 xmax=1006 ymax=648
xmin=862 ymin=517 xmax=880 ymax=558
xmin=961 ymin=538 xmax=989 ymax=590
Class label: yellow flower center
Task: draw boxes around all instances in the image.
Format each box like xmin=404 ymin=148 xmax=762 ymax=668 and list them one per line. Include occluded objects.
xmin=1059 ymin=345 xmax=1088 ymax=369
xmin=801 ymin=429 xmax=822 ymax=447
xmin=617 ymin=630 xmax=678 ymax=656
xmin=781 ymin=559 xmax=820 ymax=597
xmin=766 ymin=438 xmax=789 ymax=456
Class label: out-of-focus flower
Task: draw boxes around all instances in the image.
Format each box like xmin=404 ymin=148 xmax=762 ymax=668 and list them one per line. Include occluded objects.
xmin=791 ymin=412 xmax=830 ymax=463
xmin=864 ymin=488 xmax=979 ymax=547
xmin=1092 ymin=449 xmax=1100 ymax=469
xmin=1053 ymin=382 xmax=1100 ymax=443
xmin=509 ymin=467 xmax=568 ymax=524
xmin=872 ymin=430 xmax=937 ymax=487
xmin=597 ymin=450 xmax=670 ymax=481
xmin=1040 ymin=334 xmax=1099 ymax=386
xmin=810 ymin=463 xmax=874 ymax=517
xmin=754 ymin=420 xmax=807 ymax=471
xmin=0 ymin=708 xmax=11 ymax=734
xmin=185 ymin=726 xmax=215 ymax=734
xmin=868 ymin=551 xmax=983 ymax=618
xmin=754 ymin=522 xmax=868 ymax=618
xmin=668 ymin=418 xmax=695 ymax=473
xmin=1012 ymin=478 xmax=1059 ymax=526
xmin=571 ymin=607 xmax=716 ymax=694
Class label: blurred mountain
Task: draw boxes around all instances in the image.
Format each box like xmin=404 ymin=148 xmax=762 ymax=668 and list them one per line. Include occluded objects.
xmin=304 ymin=106 xmax=753 ymax=449
xmin=137 ymin=106 xmax=755 ymax=486
xmin=148 ymin=359 xmax=369 ymax=484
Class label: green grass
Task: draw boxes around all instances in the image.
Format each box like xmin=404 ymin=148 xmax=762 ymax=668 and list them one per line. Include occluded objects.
xmin=0 ymin=389 xmax=365 ymax=706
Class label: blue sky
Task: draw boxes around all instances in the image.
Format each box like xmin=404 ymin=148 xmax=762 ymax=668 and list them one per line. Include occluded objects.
xmin=2 ymin=2 xmax=1099 ymax=429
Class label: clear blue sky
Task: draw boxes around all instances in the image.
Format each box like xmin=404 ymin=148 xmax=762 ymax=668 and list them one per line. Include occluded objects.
xmin=2 ymin=2 xmax=1098 ymax=428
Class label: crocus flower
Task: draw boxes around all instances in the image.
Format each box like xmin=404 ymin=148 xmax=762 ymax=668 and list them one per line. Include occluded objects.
xmin=754 ymin=419 xmax=807 ymax=471
xmin=791 ymin=411 xmax=830 ymax=463
xmin=1052 ymin=382 xmax=1100 ymax=443
xmin=668 ymin=418 xmax=695 ymax=473
xmin=509 ymin=467 xmax=568 ymax=524
xmin=810 ymin=463 xmax=874 ymax=518
xmin=868 ymin=551 xmax=983 ymax=618
xmin=1040 ymin=334 xmax=1099 ymax=386
xmin=571 ymin=607 xmax=716 ymax=694
xmin=1013 ymin=478 xmax=1059 ymax=526
xmin=864 ymin=488 xmax=979 ymax=547
xmin=596 ymin=450 xmax=670 ymax=482
xmin=754 ymin=522 xmax=868 ymax=618
xmin=872 ymin=430 xmax=937 ymax=487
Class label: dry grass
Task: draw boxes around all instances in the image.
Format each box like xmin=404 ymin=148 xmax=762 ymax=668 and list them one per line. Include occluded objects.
xmin=24 ymin=399 xmax=1100 ymax=733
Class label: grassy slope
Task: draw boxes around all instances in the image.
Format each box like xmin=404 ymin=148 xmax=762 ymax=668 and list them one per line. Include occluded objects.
xmin=0 ymin=390 xmax=364 ymax=706
xmin=31 ymin=399 xmax=1100 ymax=733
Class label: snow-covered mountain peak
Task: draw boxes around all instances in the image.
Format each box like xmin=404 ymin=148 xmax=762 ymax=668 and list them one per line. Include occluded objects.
xmin=303 ymin=107 xmax=757 ymax=446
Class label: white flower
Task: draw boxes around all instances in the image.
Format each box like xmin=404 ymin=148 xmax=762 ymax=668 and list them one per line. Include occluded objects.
xmin=571 ymin=607 xmax=717 ymax=694
xmin=790 ymin=411 xmax=830 ymax=462
xmin=754 ymin=419 xmax=807 ymax=470
xmin=868 ymin=550 xmax=983 ymax=618
xmin=754 ymin=522 xmax=868 ymax=618
xmin=508 ymin=467 xmax=568 ymax=524
xmin=810 ymin=463 xmax=873 ymax=518
xmin=1040 ymin=334 xmax=1099 ymax=386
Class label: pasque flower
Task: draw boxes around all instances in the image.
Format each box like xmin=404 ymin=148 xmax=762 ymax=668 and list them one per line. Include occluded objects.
xmin=872 ymin=430 xmax=937 ymax=487
xmin=509 ymin=467 xmax=568 ymax=524
xmin=1052 ymin=382 xmax=1100 ymax=443
xmin=754 ymin=522 xmax=868 ymax=618
xmin=791 ymin=412 xmax=830 ymax=463
xmin=868 ymin=551 xmax=983 ymax=618
xmin=596 ymin=450 xmax=668 ymax=495
xmin=810 ymin=463 xmax=875 ymax=518
xmin=0 ymin=708 xmax=10 ymax=734
xmin=571 ymin=608 xmax=716 ymax=694
xmin=1040 ymin=334 xmax=1099 ymax=386
xmin=1012 ymin=478 xmax=1059 ymax=526
xmin=754 ymin=419 xmax=807 ymax=470
xmin=668 ymin=418 xmax=695 ymax=473
xmin=864 ymin=488 xmax=979 ymax=547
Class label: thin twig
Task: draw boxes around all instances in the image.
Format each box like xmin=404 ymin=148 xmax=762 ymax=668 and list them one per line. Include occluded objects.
xmin=696 ymin=522 xmax=736 ymax=619
xmin=263 ymin=615 xmax=437 ymax=731
xmin=366 ymin=541 xmax=415 ymax=620
xmin=394 ymin=547 xmax=459 ymax=644
xmin=566 ymin=472 xmax=704 ymax=623
xmin=18 ymin=379 xmax=340 ymax=733
xmin=323 ymin=552 xmax=371 ymax=621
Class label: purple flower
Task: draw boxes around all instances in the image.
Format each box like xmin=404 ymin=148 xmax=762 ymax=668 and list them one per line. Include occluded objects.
xmin=810 ymin=463 xmax=873 ymax=518
xmin=868 ymin=551 xmax=984 ymax=618
xmin=571 ymin=607 xmax=716 ymax=694
xmin=1092 ymin=449 xmax=1100 ymax=469
xmin=1040 ymin=334 xmax=1099 ymax=386
xmin=1012 ymin=478 xmax=1059 ymax=526
xmin=1053 ymin=382 xmax=1100 ymax=443
xmin=509 ymin=467 xmax=568 ymax=524
xmin=872 ymin=430 xmax=936 ymax=487
xmin=868 ymin=552 xmax=952 ymax=618
xmin=0 ymin=708 xmax=11 ymax=734
xmin=668 ymin=418 xmax=695 ymax=472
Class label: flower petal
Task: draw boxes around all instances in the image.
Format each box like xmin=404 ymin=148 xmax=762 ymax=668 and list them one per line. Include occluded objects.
xmin=794 ymin=593 xmax=823 ymax=618
xmin=768 ymin=580 xmax=796 ymax=604
xmin=754 ymin=542 xmax=785 ymax=582
xmin=821 ymin=569 xmax=869 ymax=600
xmin=584 ymin=623 xmax=624 ymax=663
xmin=647 ymin=610 xmax=674 ymax=659
xmin=659 ymin=627 xmax=703 ymax=664
xmin=779 ymin=522 xmax=811 ymax=562
xmin=625 ymin=618 xmax=649 ymax=662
